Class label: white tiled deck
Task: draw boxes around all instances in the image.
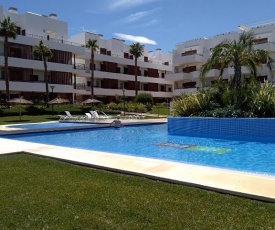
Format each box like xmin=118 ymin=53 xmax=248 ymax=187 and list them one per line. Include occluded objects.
xmin=0 ymin=119 xmax=275 ymax=202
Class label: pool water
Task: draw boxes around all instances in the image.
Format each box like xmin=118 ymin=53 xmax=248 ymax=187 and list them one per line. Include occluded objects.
xmin=3 ymin=124 xmax=275 ymax=176
xmin=8 ymin=122 xmax=96 ymax=130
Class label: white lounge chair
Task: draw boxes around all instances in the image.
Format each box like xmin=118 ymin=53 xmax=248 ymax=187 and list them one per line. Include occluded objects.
xmin=90 ymin=111 xmax=107 ymax=121
xmin=85 ymin=112 xmax=95 ymax=121
xmin=59 ymin=111 xmax=81 ymax=121
xmin=138 ymin=113 xmax=146 ymax=119
xmin=99 ymin=111 xmax=112 ymax=119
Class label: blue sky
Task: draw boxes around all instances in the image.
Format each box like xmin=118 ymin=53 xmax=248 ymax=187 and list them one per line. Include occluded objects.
xmin=0 ymin=0 xmax=275 ymax=52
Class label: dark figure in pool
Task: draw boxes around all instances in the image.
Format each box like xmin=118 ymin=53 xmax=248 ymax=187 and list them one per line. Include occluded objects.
xmin=110 ymin=115 xmax=123 ymax=128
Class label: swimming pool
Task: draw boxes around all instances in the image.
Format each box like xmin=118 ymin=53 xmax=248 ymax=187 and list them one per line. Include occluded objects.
xmin=3 ymin=124 xmax=275 ymax=176
xmin=7 ymin=122 xmax=96 ymax=130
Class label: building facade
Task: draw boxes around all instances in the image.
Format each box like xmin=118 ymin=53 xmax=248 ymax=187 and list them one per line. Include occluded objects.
xmin=0 ymin=6 xmax=173 ymax=103
xmin=166 ymin=25 xmax=275 ymax=96
xmin=1 ymin=5 xmax=275 ymax=103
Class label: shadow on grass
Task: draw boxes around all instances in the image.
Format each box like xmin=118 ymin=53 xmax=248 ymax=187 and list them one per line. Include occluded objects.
xmin=4 ymin=120 xmax=31 ymax=123
xmin=46 ymin=117 xmax=60 ymax=121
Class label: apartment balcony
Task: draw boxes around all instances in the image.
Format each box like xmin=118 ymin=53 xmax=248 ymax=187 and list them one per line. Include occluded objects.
xmin=204 ymin=69 xmax=220 ymax=78
xmin=165 ymin=72 xmax=193 ymax=81
xmin=224 ymin=67 xmax=250 ymax=77
xmin=0 ymin=56 xmax=73 ymax=73
xmin=77 ymin=52 xmax=172 ymax=71
xmin=173 ymin=88 xmax=198 ymax=96
xmin=76 ymin=70 xmax=171 ymax=85
xmin=73 ymin=87 xmax=173 ymax=98
xmin=255 ymin=42 xmax=275 ymax=52
xmin=0 ymin=34 xmax=84 ymax=55
xmin=173 ymin=54 xmax=204 ymax=66
xmin=0 ymin=80 xmax=73 ymax=93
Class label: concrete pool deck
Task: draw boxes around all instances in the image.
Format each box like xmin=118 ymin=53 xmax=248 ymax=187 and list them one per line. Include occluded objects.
xmin=0 ymin=118 xmax=275 ymax=202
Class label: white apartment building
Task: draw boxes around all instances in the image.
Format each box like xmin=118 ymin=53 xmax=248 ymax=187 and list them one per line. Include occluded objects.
xmin=0 ymin=6 xmax=173 ymax=103
xmin=166 ymin=24 xmax=275 ymax=96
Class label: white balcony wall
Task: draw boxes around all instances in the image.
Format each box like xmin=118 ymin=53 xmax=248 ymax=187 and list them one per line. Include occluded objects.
xmin=165 ymin=72 xmax=192 ymax=81
xmin=0 ymin=81 xmax=73 ymax=93
xmin=204 ymin=69 xmax=220 ymax=78
xmin=23 ymin=12 xmax=68 ymax=40
xmin=255 ymin=42 xmax=275 ymax=52
xmin=173 ymin=88 xmax=197 ymax=96
xmin=74 ymin=87 xmax=172 ymax=98
xmin=173 ymin=54 xmax=204 ymax=66
xmin=87 ymin=71 xmax=171 ymax=84
xmin=0 ymin=56 xmax=73 ymax=73
xmin=78 ymin=52 xmax=172 ymax=72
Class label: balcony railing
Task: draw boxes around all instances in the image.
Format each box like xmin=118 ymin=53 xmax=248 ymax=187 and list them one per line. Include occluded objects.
xmin=74 ymin=63 xmax=85 ymax=70
xmin=11 ymin=33 xmax=172 ymax=66
xmin=25 ymin=33 xmax=83 ymax=47
xmin=75 ymin=83 xmax=86 ymax=90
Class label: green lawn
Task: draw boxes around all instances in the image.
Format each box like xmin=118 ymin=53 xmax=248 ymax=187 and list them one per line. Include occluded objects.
xmin=150 ymin=105 xmax=169 ymax=117
xmin=0 ymin=115 xmax=59 ymax=125
xmin=0 ymin=154 xmax=274 ymax=229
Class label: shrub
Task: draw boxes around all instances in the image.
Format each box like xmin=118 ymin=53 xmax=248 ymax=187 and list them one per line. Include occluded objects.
xmin=25 ymin=105 xmax=46 ymax=115
xmin=134 ymin=93 xmax=153 ymax=110
xmin=172 ymin=80 xmax=275 ymax=118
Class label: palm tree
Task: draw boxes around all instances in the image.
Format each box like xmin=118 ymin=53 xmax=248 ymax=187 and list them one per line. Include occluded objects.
xmin=0 ymin=16 xmax=18 ymax=101
xmin=85 ymin=39 xmax=98 ymax=98
xmin=33 ymin=40 xmax=53 ymax=103
xmin=200 ymin=31 xmax=274 ymax=103
xmin=129 ymin=42 xmax=144 ymax=96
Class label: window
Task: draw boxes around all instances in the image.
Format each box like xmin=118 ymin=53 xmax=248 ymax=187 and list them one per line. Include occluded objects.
xmin=30 ymin=75 xmax=38 ymax=82
xmin=181 ymin=50 xmax=197 ymax=56
xmin=118 ymin=81 xmax=124 ymax=89
xmin=182 ymin=82 xmax=196 ymax=88
xmin=144 ymin=70 xmax=148 ymax=76
xmin=254 ymin=38 xmax=268 ymax=45
xmin=141 ymin=83 xmax=148 ymax=91
xmin=95 ymin=80 xmax=101 ymax=88
xmin=182 ymin=66 xmax=196 ymax=73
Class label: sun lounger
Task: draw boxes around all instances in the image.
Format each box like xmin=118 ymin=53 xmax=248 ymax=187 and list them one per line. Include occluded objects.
xmin=59 ymin=111 xmax=83 ymax=121
xmin=99 ymin=111 xmax=113 ymax=119
xmin=90 ymin=111 xmax=107 ymax=121
xmin=85 ymin=112 xmax=95 ymax=121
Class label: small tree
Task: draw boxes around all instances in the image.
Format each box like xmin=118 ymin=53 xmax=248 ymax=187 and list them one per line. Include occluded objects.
xmin=129 ymin=42 xmax=144 ymax=96
xmin=33 ymin=40 xmax=53 ymax=103
xmin=200 ymin=31 xmax=274 ymax=107
xmin=135 ymin=93 xmax=153 ymax=111
xmin=135 ymin=93 xmax=153 ymax=104
xmin=85 ymin=39 xmax=99 ymax=98
xmin=0 ymin=16 xmax=17 ymax=101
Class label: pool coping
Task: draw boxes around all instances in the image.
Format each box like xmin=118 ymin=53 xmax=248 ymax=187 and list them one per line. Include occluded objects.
xmin=0 ymin=119 xmax=166 ymax=135
xmin=0 ymin=118 xmax=275 ymax=203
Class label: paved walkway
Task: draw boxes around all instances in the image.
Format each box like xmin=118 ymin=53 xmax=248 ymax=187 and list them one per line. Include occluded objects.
xmin=0 ymin=118 xmax=275 ymax=202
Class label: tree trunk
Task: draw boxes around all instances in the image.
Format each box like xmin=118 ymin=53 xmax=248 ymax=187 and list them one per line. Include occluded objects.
xmin=4 ymin=36 xmax=10 ymax=101
xmin=134 ymin=57 xmax=138 ymax=96
xmin=91 ymin=50 xmax=94 ymax=98
xmin=234 ymin=59 xmax=242 ymax=107
xmin=43 ymin=56 xmax=49 ymax=106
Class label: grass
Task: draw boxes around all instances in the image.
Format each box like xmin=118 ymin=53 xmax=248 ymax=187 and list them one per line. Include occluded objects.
xmin=0 ymin=153 xmax=275 ymax=229
xmin=0 ymin=115 xmax=59 ymax=125
xmin=150 ymin=105 xmax=169 ymax=117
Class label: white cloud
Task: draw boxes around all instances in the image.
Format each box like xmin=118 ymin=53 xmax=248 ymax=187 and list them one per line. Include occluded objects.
xmin=125 ymin=11 xmax=152 ymax=23
xmin=141 ymin=19 xmax=158 ymax=27
xmin=114 ymin=33 xmax=157 ymax=45
xmin=109 ymin=0 xmax=158 ymax=10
